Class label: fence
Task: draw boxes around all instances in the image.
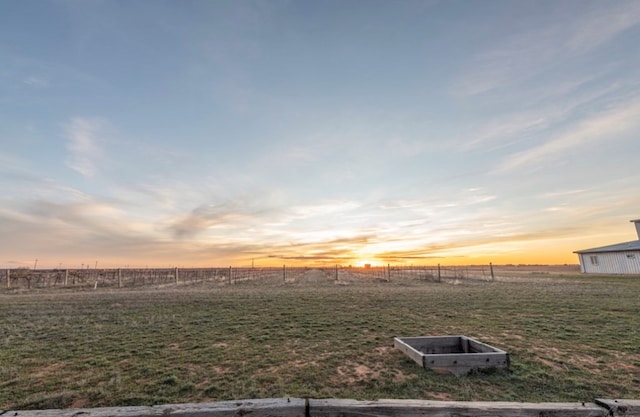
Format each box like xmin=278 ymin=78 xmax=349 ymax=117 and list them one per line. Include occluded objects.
xmin=3 ymin=398 xmax=639 ymax=417
xmin=0 ymin=263 xmax=532 ymax=291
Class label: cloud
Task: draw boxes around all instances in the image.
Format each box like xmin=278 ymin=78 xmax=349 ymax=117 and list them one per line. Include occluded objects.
xmin=454 ymin=2 xmax=640 ymax=96
xmin=457 ymin=80 xmax=624 ymax=152
xmin=22 ymin=75 xmax=49 ymax=87
xmin=0 ymin=193 xmax=196 ymax=267
xmin=165 ymin=189 xmax=289 ymax=239
xmin=455 ymin=37 xmax=550 ymax=96
xmin=287 ymin=201 xmax=361 ymax=220
xmin=462 ymin=113 xmax=549 ymax=150
xmin=374 ymin=229 xmax=573 ymax=262
xmin=263 ymin=234 xmax=378 ymax=263
xmin=2 ymin=181 xmax=621 ymax=268
xmin=565 ymin=1 xmax=640 ymax=53
xmin=0 ymin=198 xmax=119 ymax=249
xmin=168 ymin=202 xmax=258 ymax=239
xmin=0 ymin=152 xmax=45 ymax=183
xmin=495 ymin=99 xmax=640 ymax=173
xmin=539 ymin=189 xmax=588 ymax=199
xmin=64 ymin=117 xmax=108 ymax=177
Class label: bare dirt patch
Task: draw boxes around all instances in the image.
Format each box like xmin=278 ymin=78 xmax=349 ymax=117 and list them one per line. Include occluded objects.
xmin=32 ymin=362 xmax=66 ymax=378
xmin=373 ymin=346 xmax=391 ymax=355
xmin=336 ymin=361 xmax=381 ymax=384
xmin=392 ymin=369 xmax=411 ymax=383
xmin=537 ymin=358 xmax=566 ymax=371
xmin=429 ymin=392 xmax=455 ymax=401
xmin=71 ymin=398 xmax=89 ymax=408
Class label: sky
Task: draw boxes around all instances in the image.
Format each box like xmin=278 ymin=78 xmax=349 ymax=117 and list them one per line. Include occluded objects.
xmin=1 ymin=0 xmax=640 ymax=269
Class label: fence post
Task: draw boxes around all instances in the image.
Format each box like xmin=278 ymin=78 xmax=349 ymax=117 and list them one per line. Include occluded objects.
xmin=64 ymin=269 xmax=68 ymax=286
xmin=335 ymin=264 xmax=338 ymax=282
xmin=229 ymin=266 xmax=232 ymax=285
xmin=175 ymin=267 xmax=179 ymax=285
xmin=6 ymin=269 xmax=9 ymax=289
xmin=283 ymin=265 xmax=286 ymax=283
xmin=490 ymin=262 xmax=495 ymax=281
xmin=387 ymin=264 xmax=391 ymax=282
xmin=118 ymin=268 xmax=122 ymax=288
xmin=437 ymin=264 xmax=441 ymax=282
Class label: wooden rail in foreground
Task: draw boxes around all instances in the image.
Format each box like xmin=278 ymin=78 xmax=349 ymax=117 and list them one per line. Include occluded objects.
xmin=2 ymin=398 xmax=639 ymax=417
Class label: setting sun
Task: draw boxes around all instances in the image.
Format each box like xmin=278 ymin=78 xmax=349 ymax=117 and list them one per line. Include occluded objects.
xmin=357 ymin=260 xmax=376 ymax=268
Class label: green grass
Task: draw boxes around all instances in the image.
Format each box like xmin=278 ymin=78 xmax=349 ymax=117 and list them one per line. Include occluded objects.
xmin=1 ymin=272 xmax=639 ymax=409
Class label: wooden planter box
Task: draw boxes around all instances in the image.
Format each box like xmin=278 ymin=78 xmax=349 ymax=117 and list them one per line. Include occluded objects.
xmin=394 ymin=335 xmax=509 ymax=376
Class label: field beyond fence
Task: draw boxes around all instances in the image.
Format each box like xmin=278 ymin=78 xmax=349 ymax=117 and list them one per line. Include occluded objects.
xmin=1 ymin=264 xmax=581 ymax=290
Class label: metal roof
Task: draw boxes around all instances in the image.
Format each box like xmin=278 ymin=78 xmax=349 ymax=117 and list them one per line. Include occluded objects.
xmin=574 ymin=239 xmax=640 ymax=254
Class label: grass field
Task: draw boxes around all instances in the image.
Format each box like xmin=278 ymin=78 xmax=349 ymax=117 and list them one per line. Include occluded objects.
xmin=1 ymin=270 xmax=639 ymax=410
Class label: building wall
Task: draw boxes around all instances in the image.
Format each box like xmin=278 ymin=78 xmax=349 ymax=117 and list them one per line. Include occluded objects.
xmin=579 ymin=251 xmax=640 ymax=274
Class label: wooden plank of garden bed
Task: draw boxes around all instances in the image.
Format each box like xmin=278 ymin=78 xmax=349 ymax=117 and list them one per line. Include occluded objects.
xmin=308 ymin=399 xmax=607 ymax=417
xmin=5 ymin=398 xmax=306 ymax=417
xmin=595 ymin=399 xmax=640 ymax=417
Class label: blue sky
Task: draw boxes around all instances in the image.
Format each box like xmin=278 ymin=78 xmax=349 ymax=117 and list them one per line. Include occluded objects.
xmin=2 ymin=0 xmax=640 ymax=268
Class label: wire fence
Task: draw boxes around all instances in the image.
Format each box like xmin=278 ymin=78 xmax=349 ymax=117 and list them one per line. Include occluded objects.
xmin=0 ymin=263 xmax=512 ymax=291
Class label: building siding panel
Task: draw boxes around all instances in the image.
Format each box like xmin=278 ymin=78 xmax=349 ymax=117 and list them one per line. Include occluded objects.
xmin=580 ymin=251 xmax=640 ymax=274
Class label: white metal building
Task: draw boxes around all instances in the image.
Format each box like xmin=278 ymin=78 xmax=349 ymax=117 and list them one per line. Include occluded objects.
xmin=574 ymin=219 xmax=640 ymax=274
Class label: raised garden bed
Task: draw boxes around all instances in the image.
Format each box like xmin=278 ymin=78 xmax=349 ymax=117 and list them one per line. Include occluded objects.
xmin=394 ymin=335 xmax=509 ymax=376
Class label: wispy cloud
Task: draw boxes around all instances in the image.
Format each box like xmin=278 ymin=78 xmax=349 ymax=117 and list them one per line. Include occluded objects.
xmin=22 ymin=75 xmax=49 ymax=87
xmin=168 ymin=202 xmax=259 ymax=239
xmin=1 ymin=197 xmax=136 ymax=253
xmin=287 ymin=201 xmax=361 ymax=220
xmin=459 ymin=81 xmax=622 ymax=151
xmin=565 ymin=1 xmax=640 ymax=53
xmin=495 ymin=99 xmax=640 ymax=173
xmin=64 ymin=117 xmax=108 ymax=177
xmin=454 ymin=2 xmax=640 ymax=96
